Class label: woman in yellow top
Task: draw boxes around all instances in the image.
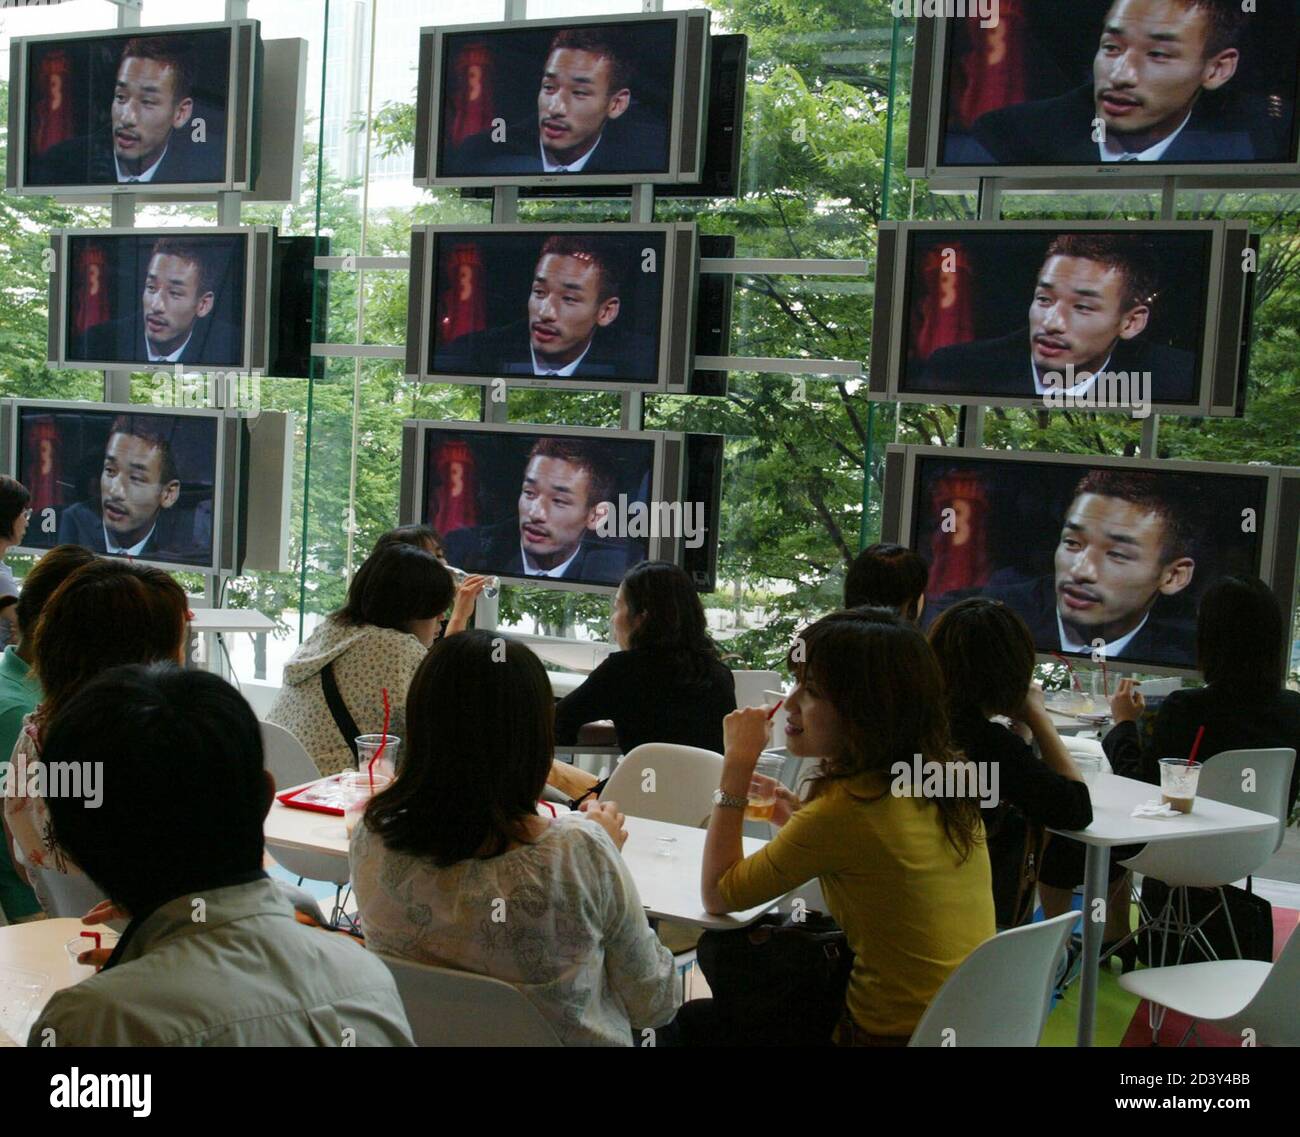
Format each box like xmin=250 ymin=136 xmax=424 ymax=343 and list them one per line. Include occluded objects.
xmin=701 ymin=608 xmax=996 ymax=1045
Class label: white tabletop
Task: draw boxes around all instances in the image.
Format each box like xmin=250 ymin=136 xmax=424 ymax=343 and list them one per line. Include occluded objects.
xmin=1048 ymin=772 xmax=1278 ymax=846
xmin=265 ymin=787 xmax=776 ymax=930
xmin=548 ymin=671 xmax=585 ymax=698
xmin=0 ymin=918 xmax=95 ymax=1046
xmin=189 ymin=609 xmax=277 ymax=634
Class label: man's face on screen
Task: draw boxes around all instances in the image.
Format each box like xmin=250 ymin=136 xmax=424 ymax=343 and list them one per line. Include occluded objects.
xmin=142 ymin=254 xmax=213 ymax=356
xmin=1029 ymin=256 xmax=1147 ymax=377
xmin=537 ymin=49 xmax=630 ymax=165
xmin=1093 ymin=0 xmax=1239 ymax=149
xmin=100 ymin=432 xmax=179 ymax=546
xmin=112 ymin=56 xmax=192 ymax=175
xmin=528 ymin=253 xmax=620 ymax=367
xmin=517 ymin=456 xmax=599 ymax=569
xmin=1054 ymin=492 xmax=1192 ymax=643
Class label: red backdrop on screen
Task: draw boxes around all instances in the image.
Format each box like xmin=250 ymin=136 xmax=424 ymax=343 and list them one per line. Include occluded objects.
xmin=32 ymin=49 xmax=75 ymax=156
xmin=22 ymin=416 xmax=63 ymax=507
xmin=428 ymin=439 xmax=479 ymax=535
xmin=72 ymin=244 xmax=111 ymax=336
xmin=447 ymin=42 xmax=496 ymax=146
xmin=911 ymin=242 xmax=976 ymax=361
xmin=927 ymin=472 xmax=992 ymax=595
xmin=950 ymin=1 xmax=1029 ymax=130
xmin=436 ymin=243 xmax=488 ymax=345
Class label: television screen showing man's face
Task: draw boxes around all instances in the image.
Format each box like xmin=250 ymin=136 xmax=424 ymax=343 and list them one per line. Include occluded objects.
xmin=538 ymin=46 xmax=629 ymax=166
xmin=112 ymin=50 xmax=193 ymax=175
xmin=16 ymin=407 xmax=218 ymax=568
xmin=1054 ymin=489 xmax=1192 ymax=643
xmin=1029 ymin=254 xmax=1146 ymax=375
xmin=518 ymin=453 xmax=602 ymax=568
xmin=23 ymin=29 xmax=233 ymax=188
xmin=101 ymin=429 xmax=179 ymax=548
xmin=529 ymin=250 xmax=619 ymax=367
xmin=937 ymin=0 xmax=1300 ymax=168
xmin=427 ymin=229 xmax=664 ymax=386
xmin=908 ymin=453 xmax=1269 ymax=669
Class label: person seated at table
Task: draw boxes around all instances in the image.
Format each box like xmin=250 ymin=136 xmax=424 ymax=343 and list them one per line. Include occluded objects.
xmin=350 ymin=629 xmax=680 ymax=1046
xmin=844 ymin=542 xmax=929 ymax=622
xmin=1038 ymin=575 xmax=1300 ymax=950
xmin=2 ymin=559 xmax=188 ymax=917
xmin=0 ymin=545 xmax=97 ymax=924
xmin=555 ymin=561 xmax=737 ymax=776
xmin=927 ymin=598 xmax=1093 ymax=928
xmin=266 ymin=543 xmax=473 ymax=776
xmin=30 ymin=663 xmax=414 ymax=1046
xmin=696 ymin=608 xmax=996 ymax=1046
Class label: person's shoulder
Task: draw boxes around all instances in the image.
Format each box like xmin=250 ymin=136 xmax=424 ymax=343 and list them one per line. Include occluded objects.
xmin=31 ymin=971 xmax=161 ymax=1046
xmin=546 ymin=812 xmax=624 ymax=868
xmin=975 ymin=84 xmax=1090 ymax=134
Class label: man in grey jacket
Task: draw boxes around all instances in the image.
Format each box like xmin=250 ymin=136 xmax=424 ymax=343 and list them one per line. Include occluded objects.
xmin=30 ymin=663 xmax=413 ymax=1047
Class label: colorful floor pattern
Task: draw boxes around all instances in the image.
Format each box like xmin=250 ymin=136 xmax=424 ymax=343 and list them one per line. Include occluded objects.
xmin=1040 ymin=903 xmax=1298 ymax=1047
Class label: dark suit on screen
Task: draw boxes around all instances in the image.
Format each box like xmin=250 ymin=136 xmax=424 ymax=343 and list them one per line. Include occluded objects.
xmin=56 ymin=498 xmax=212 ymax=564
xmin=914 ymin=327 xmax=1196 ymax=402
xmin=73 ymin=315 xmax=241 ymax=368
xmin=450 ymin=112 xmax=669 ymax=175
xmin=30 ymin=129 xmax=225 ymax=186
xmin=435 ymin=318 xmax=657 ymax=382
xmin=927 ymin=574 xmax=1197 ymax=667
xmin=967 ymin=82 xmax=1291 ymax=165
xmin=442 ymin=515 xmax=639 ymax=585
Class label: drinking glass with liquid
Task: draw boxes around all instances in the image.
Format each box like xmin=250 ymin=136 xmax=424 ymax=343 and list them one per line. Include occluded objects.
xmin=746 ymin=754 xmax=787 ymax=822
xmin=1158 ymin=758 xmax=1201 ymax=814
xmin=447 ymin=566 xmax=499 ymax=600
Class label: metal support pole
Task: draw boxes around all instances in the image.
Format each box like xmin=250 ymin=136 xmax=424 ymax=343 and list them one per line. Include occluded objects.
xmin=957 ymin=405 xmax=985 ymax=448
xmin=1139 ymin=414 xmax=1160 ymax=458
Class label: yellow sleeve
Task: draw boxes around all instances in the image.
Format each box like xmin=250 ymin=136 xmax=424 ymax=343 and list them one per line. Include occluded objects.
xmin=717 ymin=795 xmax=852 ymax=912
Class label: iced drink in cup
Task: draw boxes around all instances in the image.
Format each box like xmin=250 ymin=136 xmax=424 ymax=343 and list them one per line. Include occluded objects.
xmin=1158 ymin=758 xmax=1201 ymax=814
xmin=746 ymin=754 xmax=786 ymax=821
xmin=341 ymin=770 xmax=392 ymax=836
xmin=356 ymin=734 xmax=400 ymax=779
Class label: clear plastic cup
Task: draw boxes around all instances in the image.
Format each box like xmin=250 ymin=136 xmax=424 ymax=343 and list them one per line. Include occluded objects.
xmin=1158 ymin=758 xmax=1201 ymax=814
xmin=341 ymin=770 xmax=393 ymax=836
xmin=356 ymin=734 xmax=399 ymax=778
xmin=65 ymin=930 xmax=119 ymax=968
xmin=746 ymin=753 xmax=786 ymax=822
xmin=1074 ymin=755 xmax=1103 ymax=787
xmin=447 ymin=566 xmax=500 ymax=600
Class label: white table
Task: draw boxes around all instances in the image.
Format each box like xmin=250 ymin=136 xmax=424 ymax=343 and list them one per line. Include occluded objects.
xmin=188 ymin=610 xmax=277 ymax=634
xmin=1048 ymin=773 xmax=1277 ymax=1047
xmin=0 ymin=918 xmax=95 ymax=1045
xmin=264 ymin=789 xmax=776 ymax=930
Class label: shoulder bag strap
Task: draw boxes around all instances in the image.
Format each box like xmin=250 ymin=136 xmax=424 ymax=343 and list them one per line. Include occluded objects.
xmin=320 ymin=660 xmax=361 ymax=764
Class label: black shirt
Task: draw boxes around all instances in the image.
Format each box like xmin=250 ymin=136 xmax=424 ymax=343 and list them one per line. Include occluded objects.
xmin=950 ymin=708 xmax=1094 ymax=927
xmin=554 ymin=648 xmax=737 ymax=756
xmin=1103 ymin=684 xmax=1300 ymax=817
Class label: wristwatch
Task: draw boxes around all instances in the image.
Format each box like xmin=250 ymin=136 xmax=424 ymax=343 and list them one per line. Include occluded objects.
xmin=712 ymin=788 xmax=749 ymax=809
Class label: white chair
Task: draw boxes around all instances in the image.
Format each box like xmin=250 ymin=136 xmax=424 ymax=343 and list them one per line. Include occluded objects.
xmin=732 ymin=669 xmax=782 ymax=710
xmin=909 ymin=912 xmax=1080 ymax=1047
xmin=374 ymin=952 xmax=562 ymax=1047
xmin=1119 ymin=925 xmax=1300 ymax=1047
xmin=1117 ymin=747 xmax=1294 ymax=1040
xmin=260 ymin=720 xmax=322 ymax=791
xmin=599 ymin=742 xmax=722 ymax=828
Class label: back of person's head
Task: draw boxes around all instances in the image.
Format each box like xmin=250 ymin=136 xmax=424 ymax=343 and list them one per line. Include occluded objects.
xmin=620 ymin=560 xmax=719 ymax=672
xmin=0 ymin=475 xmax=30 ymax=541
xmin=927 ymin=598 xmax=1036 ymax=719
xmin=32 ymin=559 xmax=188 ymax=733
xmin=790 ymin=607 xmax=981 ymax=861
xmin=1197 ymin=575 xmax=1285 ymax=695
xmin=44 ymin=663 xmax=267 ymax=916
xmin=365 ymin=630 xmax=553 ymax=866
xmin=14 ymin=545 xmax=97 ymax=646
xmin=371 ymin=523 xmax=445 ymax=561
xmin=844 ymin=543 xmax=929 ymax=621
xmin=334 ymin=543 xmax=455 ymax=632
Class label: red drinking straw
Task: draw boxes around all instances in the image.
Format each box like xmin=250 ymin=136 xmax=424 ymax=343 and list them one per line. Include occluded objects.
xmin=369 ymin=688 xmax=391 ymax=789
xmin=80 ymin=931 xmax=101 ymax=950
xmin=1188 ymin=724 xmax=1206 ymax=766
xmin=766 ymin=698 xmax=785 ymax=721
xmin=1101 ymin=659 xmax=1109 ymax=699
xmin=1052 ymin=654 xmax=1084 ymax=693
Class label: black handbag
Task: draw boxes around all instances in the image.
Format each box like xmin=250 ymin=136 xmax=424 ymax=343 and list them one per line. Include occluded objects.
xmin=694 ymin=911 xmax=854 ymax=1046
xmin=1137 ymin=877 xmax=1274 ymax=965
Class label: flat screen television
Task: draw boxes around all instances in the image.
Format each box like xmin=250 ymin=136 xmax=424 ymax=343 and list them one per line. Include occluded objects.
xmin=907 ymin=1 xmax=1300 ymax=181
xmin=7 ymin=20 xmax=263 ymax=195
xmin=869 ymin=220 xmax=1256 ymax=416
xmin=398 ymin=420 xmax=723 ymax=595
xmin=405 ymin=223 xmax=699 ymax=393
xmin=414 ymin=9 xmax=710 ymax=189
xmin=47 ymin=226 xmax=277 ymax=376
xmin=879 ymin=443 xmax=1300 ymax=676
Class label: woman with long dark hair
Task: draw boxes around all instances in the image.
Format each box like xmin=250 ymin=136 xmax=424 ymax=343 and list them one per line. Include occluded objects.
xmin=555 ymin=561 xmax=736 ymax=759
xmin=699 ymin=609 xmax=995 ymax=1046
xmin=351 ymin=629 xmax=679 ymax=1046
